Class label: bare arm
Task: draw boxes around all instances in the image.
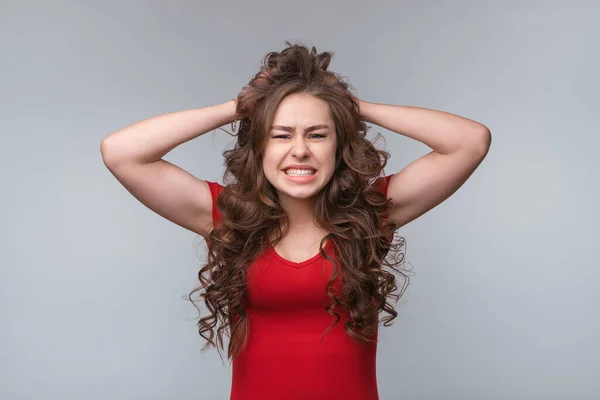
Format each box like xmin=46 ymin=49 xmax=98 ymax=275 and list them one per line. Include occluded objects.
xmin=358 ymin=99 xmax=491 ymax=229
xmin=100 ymin=100 xmax=236 ymax=237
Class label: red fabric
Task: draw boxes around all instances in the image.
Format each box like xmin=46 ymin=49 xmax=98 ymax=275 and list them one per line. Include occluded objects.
xmin=204 ymin=175 xmax=393 ymax=400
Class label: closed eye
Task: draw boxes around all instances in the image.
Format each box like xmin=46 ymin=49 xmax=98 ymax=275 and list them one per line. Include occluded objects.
xmin=273 ymin=134 xmax=327 ymax=139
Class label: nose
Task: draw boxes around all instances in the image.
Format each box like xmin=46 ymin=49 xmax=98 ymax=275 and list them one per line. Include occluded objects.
xmin=291 ymin=138 xmax=310 ymax=158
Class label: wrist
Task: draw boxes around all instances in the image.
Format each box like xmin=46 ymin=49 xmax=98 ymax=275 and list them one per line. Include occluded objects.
xmin=227 ymin=99 xmax=237 ymax=121
xmin=357 ymin=99 xmax=373 ymax=123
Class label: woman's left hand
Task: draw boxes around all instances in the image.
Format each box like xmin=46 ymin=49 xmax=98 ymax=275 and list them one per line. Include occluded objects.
xmin=352 ymin=95 xmax=366 ymax=120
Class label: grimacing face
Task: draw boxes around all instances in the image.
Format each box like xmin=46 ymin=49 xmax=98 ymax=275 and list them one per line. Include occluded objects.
xmin=262 ymin=92 xmax=337 ymax=201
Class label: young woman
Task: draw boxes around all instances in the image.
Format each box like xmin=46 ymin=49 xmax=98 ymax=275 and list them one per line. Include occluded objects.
xmin=101 ymin=42 xmax=491 ymax=400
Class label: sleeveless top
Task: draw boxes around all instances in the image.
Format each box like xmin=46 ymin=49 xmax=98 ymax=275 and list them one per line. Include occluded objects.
xmin=205 ymin=175 xmax=393 ymax=400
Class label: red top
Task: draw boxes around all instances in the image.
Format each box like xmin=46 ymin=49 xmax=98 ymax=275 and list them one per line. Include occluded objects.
xmin=205 ymin=175 xmax=393 ymax=400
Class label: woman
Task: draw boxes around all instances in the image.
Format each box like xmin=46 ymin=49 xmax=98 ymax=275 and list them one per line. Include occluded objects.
xmin=101 ymin=42 xmax=491 ymax=400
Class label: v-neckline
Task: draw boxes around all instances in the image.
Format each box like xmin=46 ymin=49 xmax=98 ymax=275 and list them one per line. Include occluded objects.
xmin=267 ymin=237 xmax=333 ymax=268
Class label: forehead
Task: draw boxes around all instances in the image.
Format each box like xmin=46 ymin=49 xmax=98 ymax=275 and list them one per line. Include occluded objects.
xmin=271 ymin=93 xmax=333 ymax=126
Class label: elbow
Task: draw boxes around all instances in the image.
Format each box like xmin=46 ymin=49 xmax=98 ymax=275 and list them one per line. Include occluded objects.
xmin=467 ymin=125 xmax=491 ymax=158
xmin=100 ymin=136 xmax=121 ymax=169
xmin=479 ymin=126 xmax=492 ymax=154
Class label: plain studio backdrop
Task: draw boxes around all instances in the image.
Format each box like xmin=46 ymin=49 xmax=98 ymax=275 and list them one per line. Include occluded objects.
xmin=1 ymin=1 xmax=598 ymax=399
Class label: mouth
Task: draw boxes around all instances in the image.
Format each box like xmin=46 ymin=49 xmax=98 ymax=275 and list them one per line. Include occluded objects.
xmin=282 ymin=168 xmax=317 ymax=176
xmin=281 ymin=168 xmax=318 ymax=183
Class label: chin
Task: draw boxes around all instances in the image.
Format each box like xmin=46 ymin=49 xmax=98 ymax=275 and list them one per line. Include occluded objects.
xmin=289 ymin=191 xmax=318 ymax=199
xmin=277 ymin=183 xmax=322 ymax=200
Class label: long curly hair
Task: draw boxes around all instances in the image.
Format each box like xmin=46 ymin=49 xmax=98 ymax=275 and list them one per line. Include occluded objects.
xmin=189 ymin=41 xmax=410 ymax=363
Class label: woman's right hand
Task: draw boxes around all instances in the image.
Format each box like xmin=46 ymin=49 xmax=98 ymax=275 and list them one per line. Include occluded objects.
xmin=235 ymin=69 xmax=273 ymax=119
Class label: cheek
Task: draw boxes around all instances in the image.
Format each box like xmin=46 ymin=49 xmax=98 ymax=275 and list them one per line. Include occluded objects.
xmin=319 ymin=145 xmax=338 ymax=166
xmin=261 ymin=152 xmax=276 ymax=170
xmin=261 ymin=155 xmax=279 ymax=182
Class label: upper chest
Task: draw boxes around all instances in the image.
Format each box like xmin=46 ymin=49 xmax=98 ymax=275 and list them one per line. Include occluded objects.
xmin=271 ymin=233 xmax=329 ymax=264
xmin=246 ymin=234 xmax=341 ymax=311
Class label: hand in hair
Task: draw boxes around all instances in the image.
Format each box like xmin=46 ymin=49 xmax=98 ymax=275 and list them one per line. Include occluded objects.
xmin=234 ymin=68 xmax=274 ymax=119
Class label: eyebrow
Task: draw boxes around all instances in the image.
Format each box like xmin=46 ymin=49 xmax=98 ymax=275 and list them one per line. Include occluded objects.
xmin=270 ymin=124 xmax=330 ymax=133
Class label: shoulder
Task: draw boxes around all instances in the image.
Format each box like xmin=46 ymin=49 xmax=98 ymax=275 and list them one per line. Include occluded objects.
xmin=372 ymin=174 xmax=393 ymax=195
xmin=205 ymin=180 xmax=225 ymax=196
xmin=204 ymin=181 xmax=227 ymax=237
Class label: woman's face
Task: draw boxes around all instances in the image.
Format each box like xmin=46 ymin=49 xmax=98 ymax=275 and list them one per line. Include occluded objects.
xmin=262 ymin=92 xmax=337 ymax=201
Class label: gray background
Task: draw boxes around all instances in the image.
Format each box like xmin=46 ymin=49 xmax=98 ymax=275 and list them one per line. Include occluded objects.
xmin=2 ymin=1 xmax=598 ymax=399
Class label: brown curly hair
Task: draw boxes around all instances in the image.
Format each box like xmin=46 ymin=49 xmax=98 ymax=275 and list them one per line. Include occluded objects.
xmin=189 ymin=41 xmax=410 ymax=363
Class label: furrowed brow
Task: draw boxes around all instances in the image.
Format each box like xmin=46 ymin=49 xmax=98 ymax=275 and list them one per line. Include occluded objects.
xmin=270 ymin=124 xmax=330 ymax=133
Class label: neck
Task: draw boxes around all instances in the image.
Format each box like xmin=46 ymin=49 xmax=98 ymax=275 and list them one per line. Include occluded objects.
xmin=278 ymin=193 xmax=320 ymax=230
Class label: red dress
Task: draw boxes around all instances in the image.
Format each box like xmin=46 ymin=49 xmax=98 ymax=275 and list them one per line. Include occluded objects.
xmin=205 ymin=175 xmax=393 ymax=400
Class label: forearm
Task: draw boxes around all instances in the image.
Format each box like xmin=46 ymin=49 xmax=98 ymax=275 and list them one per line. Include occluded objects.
xmin=359 ymin=101 xmax=490 ymax=155
xmin=101 ymin=100 xmax=236 ymax=166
